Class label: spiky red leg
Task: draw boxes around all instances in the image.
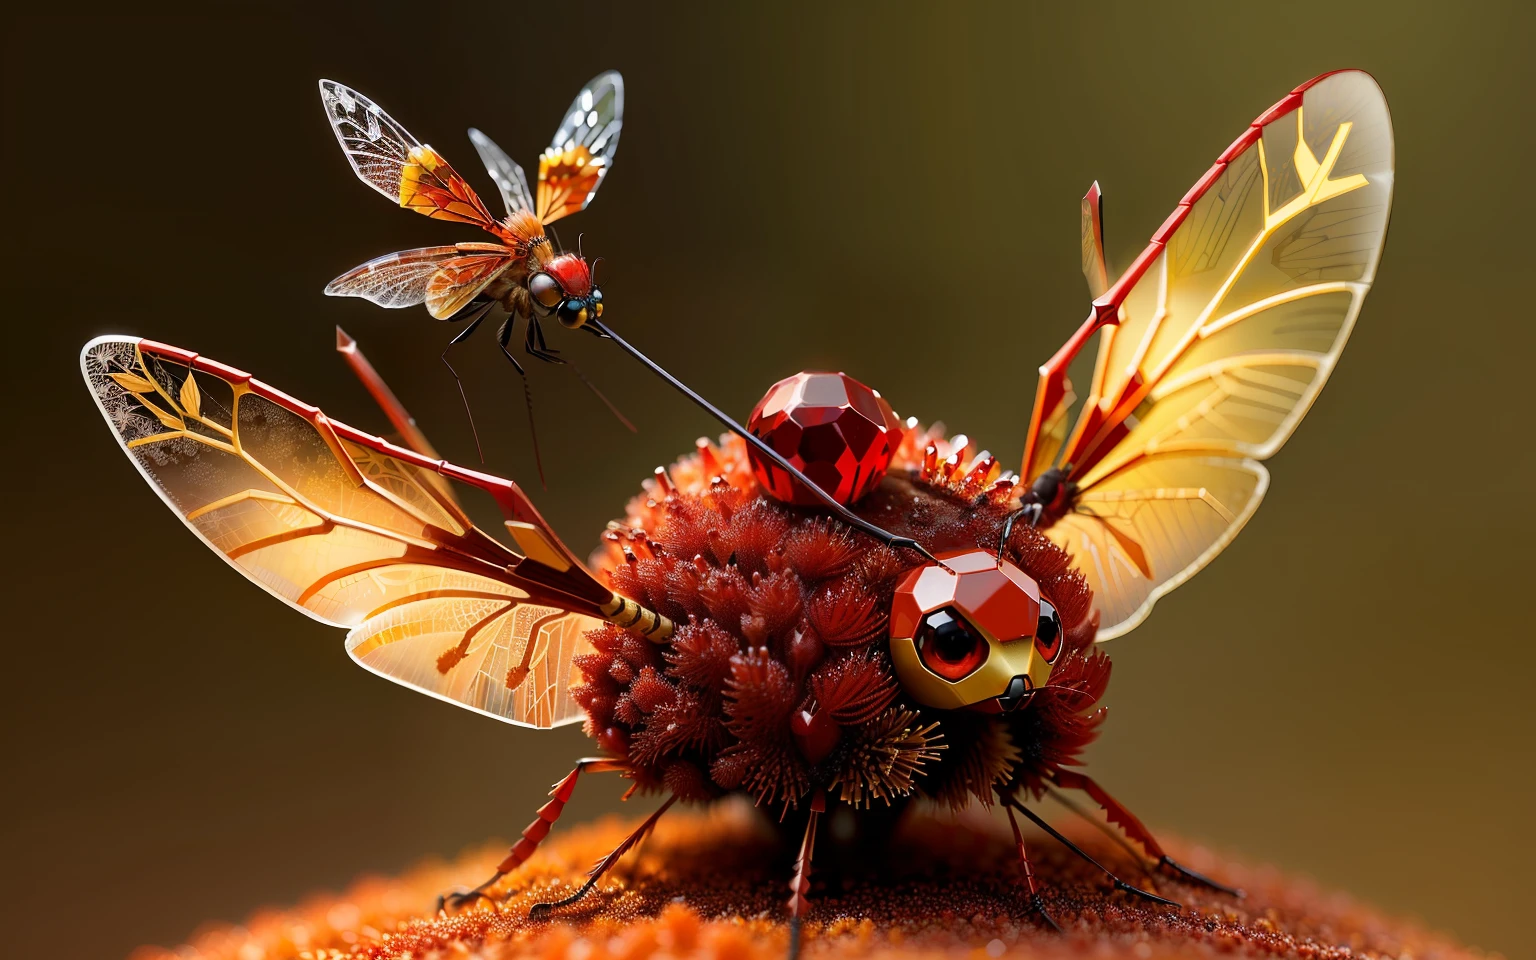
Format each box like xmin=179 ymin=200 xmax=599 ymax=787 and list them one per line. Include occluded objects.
xmin=786 ymin=790 xmax=826 ymax=960
xmin=528 ymin=794 xmax=678 ymax=917
xmin=436 ymin=757 xmax=627 ymax=913
xmin=1006 ymin=803 xmax=1062 ymax=931
xmin=1050 ymin=769 xmax=1244 ymax=897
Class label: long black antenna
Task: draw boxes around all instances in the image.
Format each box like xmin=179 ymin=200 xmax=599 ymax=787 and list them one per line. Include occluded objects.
xmin=590 ymin=319 xmax=936 ymax=563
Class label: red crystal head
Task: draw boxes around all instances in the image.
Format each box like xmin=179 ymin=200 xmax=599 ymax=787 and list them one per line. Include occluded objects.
xmin=888 ymin=549 xmax=1063 ymax=712
xmin=746 ymin=371 xmax=904 ymax=506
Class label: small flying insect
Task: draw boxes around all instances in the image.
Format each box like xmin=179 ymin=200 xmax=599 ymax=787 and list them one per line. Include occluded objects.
xmin=320 ymin=72 xmax=626 ymax=477
xmin=85 ymin=69 xmax=1392 ymax=953
xmin=319 ymin=74 xmax=916 ymax=556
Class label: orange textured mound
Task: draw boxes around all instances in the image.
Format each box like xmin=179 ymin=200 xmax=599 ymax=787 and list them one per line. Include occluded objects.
xmin=129 ymin=801 xmax=1480 ymax=960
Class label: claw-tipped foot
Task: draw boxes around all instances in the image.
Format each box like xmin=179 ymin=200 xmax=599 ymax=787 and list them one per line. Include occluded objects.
xmin=1160 ymin=855 xmax=1245 ymax=898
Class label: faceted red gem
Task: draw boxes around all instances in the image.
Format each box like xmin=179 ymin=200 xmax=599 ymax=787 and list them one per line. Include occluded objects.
xmin=746 ymin=371 xmax=904 ymax=507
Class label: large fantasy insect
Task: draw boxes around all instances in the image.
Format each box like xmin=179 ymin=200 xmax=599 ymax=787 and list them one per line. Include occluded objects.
xmin=82 ymin=70 xmax=1392 ymax=938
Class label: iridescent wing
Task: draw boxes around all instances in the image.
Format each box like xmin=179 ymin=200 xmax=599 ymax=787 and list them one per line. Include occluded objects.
xmin=319 ymin=80 xmax=504 ymax=234
xmin=468 ymin=127 xmax=536 ymax=217
xmin=536 ymin=71 xmax=624 ymax=224
xmin=1026 ymin=70 xmax=1394 ymax=639
xmin=82 ymin=336 xmax=619 ymax=727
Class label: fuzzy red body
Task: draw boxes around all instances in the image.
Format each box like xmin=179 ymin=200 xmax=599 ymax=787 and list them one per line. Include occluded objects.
xmin=576 ymin=428 xmax=1111 ymax=815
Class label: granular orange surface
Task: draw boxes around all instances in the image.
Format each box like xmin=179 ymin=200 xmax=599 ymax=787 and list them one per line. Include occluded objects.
xmin=128 ymin=800 xmax=1485 ymax=960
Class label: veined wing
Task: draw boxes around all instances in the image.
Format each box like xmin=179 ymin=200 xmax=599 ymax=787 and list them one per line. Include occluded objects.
xmin=324 ymin=243 xmax=505 ymax=309
xmin=468 ymin=127 xmax=536 ymax=217
xmin=424 ymin=252 xmax=515 ymax=320
xmin=81 ymin=336 xmax=616 ymax=726
xmin=537 ymin=71 xmax=623 ymax=224
xmin=1049 ymin=456 xmax=1268 ymax=639
xmin=319 ymin=80 xmax=505 ymax=235
xmin=1026 ymin=70 xmax=1393 ymax=639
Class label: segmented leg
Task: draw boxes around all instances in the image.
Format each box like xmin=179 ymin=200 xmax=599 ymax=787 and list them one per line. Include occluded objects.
xmin=524 ymin=315 xmax=637 ymax=433
xmin=1006 ymin=803 xmax=1062 ymax=932
xmin=436 ymin=758 xmax=626 ymax=914
xmin=1049 ymin=770 xmax=1244 ymax=897
xmin=528 ymin=794 xmax=678 ymax=917
xmin=1001 ymin=794 xmax=1180 ymax=907
xmin=786 ymin=791 xmax=825 ymax=960
xmin=495 ymin=315 xmax=545 ymax=488
xmin=441 ymin=309 xmax=491 ymax=462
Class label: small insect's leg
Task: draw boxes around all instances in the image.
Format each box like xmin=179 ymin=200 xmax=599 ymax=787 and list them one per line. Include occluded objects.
xmin=496 ymin=315 xmax=546 ymax=489
xmin=440 ymin=310 xmax=490 ymax=462
xmin=528 ymin=794 xmax=679 ymax=918
xmin=1050 ymin=770 xmax=1244 ymax=897
xmin=1002 ymin=793 xmax=1180 ymax=908
xmin=523 ymin=316 xmax=637 ymax=433
xmin=436 ymin=758 xmax=626 ymax=914
xmin=1006 ymin=802 xmax=1062 ymax=932
xmin=786 ymin=791 xmax=825 ymax=960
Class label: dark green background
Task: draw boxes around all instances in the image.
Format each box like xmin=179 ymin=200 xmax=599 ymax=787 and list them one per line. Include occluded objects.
xmin=3 ymin=3 xmax=1531 ymax=958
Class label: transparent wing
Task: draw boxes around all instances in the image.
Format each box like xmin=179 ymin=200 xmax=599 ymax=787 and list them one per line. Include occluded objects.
xmin=1046 ymin=456 xmax=1268 ymax=640
xmin=536 ymin=70 xmax=624 ymax=224
xmin=324 ymin=245 xmax=463 ymax=309
xmin=81 ymin=336 xmax=602 ymax=727
xmin=467 ymin=127 xmax=535 ymax=217
xmin=1029 ymin=70 xmax=1393 ymax=638
xmin=319 ymin=80 xmax=421 ymax=203
xmin=347 ymin=595 xmax=599 ymax=728
xmin=423 ymin=252 xmax=515 ymax=320
xmin=319 ymin=80 xmax=503 ymax=233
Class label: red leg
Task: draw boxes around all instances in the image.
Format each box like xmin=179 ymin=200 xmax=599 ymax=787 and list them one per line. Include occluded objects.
xmin=787 ymin=790 xmax=826 ymax=960
xmin=437 ymin=757 xmax=627 ymax=913
xmin=529 ymin=794 xmax=678 ymax=917
xmin=1050 ymin=770 xmax=1243 ymax=897
xmin=1006 ymin=803 xmax=1062 ymax=931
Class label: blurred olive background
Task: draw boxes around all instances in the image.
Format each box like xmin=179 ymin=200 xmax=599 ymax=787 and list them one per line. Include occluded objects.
xmin=3 ymin=3 xmax=1532 ymax=958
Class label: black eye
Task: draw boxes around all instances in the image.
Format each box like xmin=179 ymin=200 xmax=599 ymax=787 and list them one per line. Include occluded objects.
xmin=529 ymin=272 xmax=562 ymax=308
xmin=1035 ymin=598 xmax=1062 ymax=662
xmin=557 ymin=298 xmax=589 ymax=328
xmin=915 ymin=607 xmax=988 ymax=681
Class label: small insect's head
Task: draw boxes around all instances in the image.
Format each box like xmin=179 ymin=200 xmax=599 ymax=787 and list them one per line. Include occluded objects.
xmin=888 ymin=548 xmax=1064 ymax=713
xmin=528 ymin=253 xmax=604 ymax=329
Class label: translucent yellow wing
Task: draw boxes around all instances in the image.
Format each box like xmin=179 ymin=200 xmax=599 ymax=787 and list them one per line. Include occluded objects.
xmin=1027 ymin=70 xmax=1394 ymax=639
xmin=82 ymin=336 xmax=613 ymax=726
xmin=536 ymin=71 xmax=623 ymax=224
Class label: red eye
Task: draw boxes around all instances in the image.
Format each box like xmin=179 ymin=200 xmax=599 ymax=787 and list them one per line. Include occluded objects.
xmin=915 ymin=607 xmax=988 ymax=681
xmin=1035 ymin=598 xmax=1063 ymax=663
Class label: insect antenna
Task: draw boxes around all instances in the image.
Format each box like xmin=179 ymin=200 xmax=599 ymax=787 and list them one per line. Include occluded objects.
xmin=1001 ymin=794 xmax=1180 ymax=907
xmin=588 ymin=317 xmax=937 ymax=563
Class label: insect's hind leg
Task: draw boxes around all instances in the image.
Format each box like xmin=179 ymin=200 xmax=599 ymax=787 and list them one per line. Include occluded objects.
xmin=495 ymin=315 xmax=546 ymax=488
xmin=440 ymin=307 xmax=492 ymax=462
xmin=1049 ymin=770 xmax=1244 ymax=897
xmin=528 ymin=794 xmax=679 ymax=918
xmin=436 ymin=758 xmax=627 ymax=914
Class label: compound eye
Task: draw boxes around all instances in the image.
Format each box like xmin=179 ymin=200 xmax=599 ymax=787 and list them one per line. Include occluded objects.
xmin=915 ymin=607 xmax=988 ymax=681
xmin=1035 ymin=597 xmax=1063 ymax=663
xmin=529 ymin=272 xmax=563 ymax=309
xmin=557 ymin=298 xmax=589 ymax=329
